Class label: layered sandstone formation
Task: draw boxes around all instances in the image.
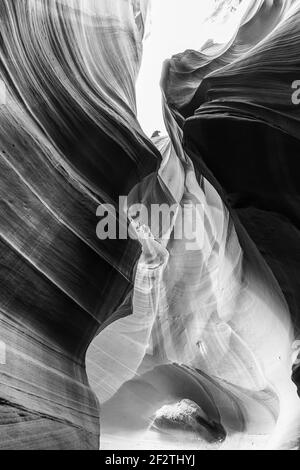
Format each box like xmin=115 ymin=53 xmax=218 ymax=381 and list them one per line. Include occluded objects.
xmin=0 ymin=0 xmax=299 ymax=450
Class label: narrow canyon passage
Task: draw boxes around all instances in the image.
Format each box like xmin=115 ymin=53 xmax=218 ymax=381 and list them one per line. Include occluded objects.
xmin=0 ymin=0 xmax=299 ymax=450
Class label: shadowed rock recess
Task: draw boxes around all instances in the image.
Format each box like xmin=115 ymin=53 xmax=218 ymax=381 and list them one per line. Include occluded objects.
xmin=0 ymin=0 xmax=299 ymax=450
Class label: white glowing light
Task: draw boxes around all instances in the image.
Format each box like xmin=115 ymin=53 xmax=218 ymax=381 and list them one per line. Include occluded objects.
xmin=136 ymin=0 xmax=216 ymax=136
xmin=0 ymin=341 xmax=6 ymax=365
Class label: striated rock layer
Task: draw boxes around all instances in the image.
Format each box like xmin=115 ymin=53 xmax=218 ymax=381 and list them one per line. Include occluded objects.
xmin=90 ymin=0 xmax=300 ymax=451
xmin=0 ymin=0 xmax=300 ymax=450
xmin=0 ymin=0 xmax=157 ymax=449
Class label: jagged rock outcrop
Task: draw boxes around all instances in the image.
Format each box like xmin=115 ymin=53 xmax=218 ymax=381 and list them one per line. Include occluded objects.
xmin=152 ymin=398 xmax=226 ymax=443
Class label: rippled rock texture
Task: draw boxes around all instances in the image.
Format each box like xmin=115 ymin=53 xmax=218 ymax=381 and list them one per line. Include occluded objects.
xmin=0 ymin=0 xmax=300 ymax=450
xmin=0 ymin=0 xmax=157 ymax=449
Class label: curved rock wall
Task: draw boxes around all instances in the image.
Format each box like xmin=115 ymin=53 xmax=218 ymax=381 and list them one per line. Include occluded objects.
xmin=0 ymin=0 xmax=156 ymax=449
xmin=0 ymin=0 xmax=299 ymax=450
